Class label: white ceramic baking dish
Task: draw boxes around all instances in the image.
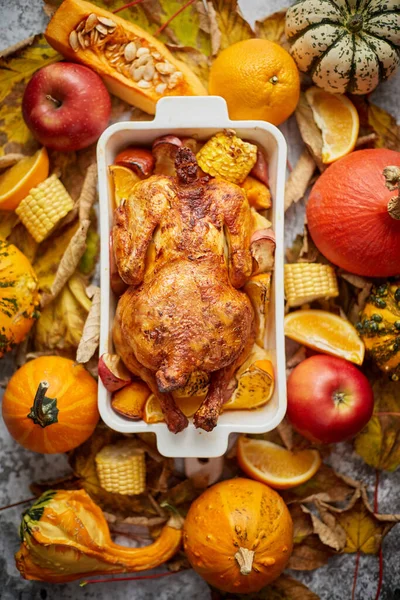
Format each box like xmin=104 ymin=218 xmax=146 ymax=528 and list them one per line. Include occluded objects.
xmin=97 ymin=96 xmax=287 ymax=458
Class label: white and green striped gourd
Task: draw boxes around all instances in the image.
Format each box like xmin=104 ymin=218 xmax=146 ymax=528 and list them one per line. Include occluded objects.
xmin=285 ymin=0 xmax=400 ymax=94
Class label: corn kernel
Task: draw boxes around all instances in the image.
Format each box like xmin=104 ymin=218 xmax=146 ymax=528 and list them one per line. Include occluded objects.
xmin=95 ymin=440 xmax=146 ymax=496
xmin=16 ymin=174 xmax=74 ymax=243
xmin=196 ymin=130 xmax=257 ymax=185
xmin=284 ymin=263 xmax=339 ymax=308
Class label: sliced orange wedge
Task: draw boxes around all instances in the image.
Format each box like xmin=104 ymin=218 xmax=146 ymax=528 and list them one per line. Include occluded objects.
xmin=224 ymin=356 xmax=274 ymax=410
xmin=143 ymin=392 xmax=206 ymax=423
xmin=112 ymin=381 xmax=151 ymax=420
xmin=237 ymin=436 xmax=321 ymax=489
xmin=305 ymin=87 xmax=359 ymax=164
xmin=0 ymin=147 xmax=49 ymax=211
xmin=109 ymin=164 xmax=141 ymax=208
xmin=284 ymin=309 xmax=364 ymax=365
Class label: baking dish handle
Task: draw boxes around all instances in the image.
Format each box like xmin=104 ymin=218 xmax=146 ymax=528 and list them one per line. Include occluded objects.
xmin=154 ymin=96 xmax=230 ymax=126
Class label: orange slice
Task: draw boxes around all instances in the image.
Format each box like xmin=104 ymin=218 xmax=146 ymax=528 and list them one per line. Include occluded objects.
xmin=237 ymin=436 xmax=321 ymax=489
xmin=244 ymin=273 xmax=271 ymax=347
xmin=109 ymin=165 xmax=141 ymax=208
xmin=0 ymin=148 xmax=49 ymax=211
xmin=305 ymin=87 xmax=359 ymax=164
xmin=143 ymin=392 xmax=205 ymax=423
xmin=284 ymin=309 xmax=364 ymax=365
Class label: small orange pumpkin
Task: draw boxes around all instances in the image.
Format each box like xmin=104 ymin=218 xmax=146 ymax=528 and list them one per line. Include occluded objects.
xmin=0 ymin=238 xmax=39 ymax=357
xmin=2 ymin=356 xmax=99 ymax=454
xmin=183 ymin=477 xmax=293 ymax=594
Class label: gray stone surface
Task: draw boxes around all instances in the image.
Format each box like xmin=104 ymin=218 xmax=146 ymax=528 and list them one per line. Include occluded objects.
xmin=1 ymin=1 xmax=400 ymax=599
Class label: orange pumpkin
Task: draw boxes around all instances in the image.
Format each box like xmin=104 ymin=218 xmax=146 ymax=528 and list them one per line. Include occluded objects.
xmin=183 ymin=477 xmax=293 ymax=593
xmin=0 ymin=239 xmax=39 ymax=357
xmin=2 ymin=356 xmax=99 ymax=454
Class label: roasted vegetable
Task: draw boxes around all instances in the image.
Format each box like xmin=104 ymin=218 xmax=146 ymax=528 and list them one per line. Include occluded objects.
xmin=241 ymin=176 xmax=271 ymax=210
xmin=112 ymin=380 xmax=151 ymax=419
xmin=2 ymin=356 xmax=99 ymax=454
xmin=284 ymin=263 xmax=339 ymax=307
xmin=243 ymin=273 xmax=271 ymax=348
xmin=115 ymin=147 xmax=154 ymax=178
xmin=0 ymin=239 xmax=39 ymax=357
xmin=95 ymin=440 xmax=146 ymax=495
xmin=16 ymin=174 xmax=74 ymax=243
xmin=16 ymin=489 xmax=183 ymax=583
xmin=183 ymin=478 xmax=293 ymax=593
xmin=196 ymin=130 xmax=257 ymax=184
xmin=357 ymin=281 xmax=400 ymax=380
xmin=45 ymin=0 xmax=207 ymax=115
xmin=224 ymin=345 xmax=274 ymax=410
xmin=98 ymin=352 xmax=132 ymax=392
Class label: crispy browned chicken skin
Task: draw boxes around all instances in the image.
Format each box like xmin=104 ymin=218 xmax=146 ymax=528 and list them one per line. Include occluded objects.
xmin=113 ymin=148 xmax=254 ymax=432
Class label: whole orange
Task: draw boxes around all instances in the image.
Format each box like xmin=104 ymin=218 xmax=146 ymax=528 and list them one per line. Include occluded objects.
xmin=209 ymin=39 xmax=300 ymax=125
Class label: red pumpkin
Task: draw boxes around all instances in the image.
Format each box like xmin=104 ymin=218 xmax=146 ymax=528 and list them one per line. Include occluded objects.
xmin=307 ymin=149 xmax=400 ymax=277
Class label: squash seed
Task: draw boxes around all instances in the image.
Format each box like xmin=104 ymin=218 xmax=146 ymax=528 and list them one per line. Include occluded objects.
xmin=156 ymin=83 xmax=167 ymax=94
xmin=138 ymin=80 xmax=152 ymax=88
xmin=85 ymin=13 xmax=98 ymax=32
xmin=69 ymin=30 xmax=79 ymax=52
xmin=132 ymin=65 xmax=145 ymax=81
xmin=143 ymin=64 xmax=155 ymax=81
xmin=155 ymin=62 xmax=174 ymax=75
xmin=77 ymin=31 xmax=86 ymax=49
xmin=97 ymin=16 xmax=117 ymax=28
xmin=124 ymin=42 xmax=137 ymax=62
xmin=136 ymin=47 xmax=150 ymax=57
xmin=96 ymin=23 xmax=109 ymax=36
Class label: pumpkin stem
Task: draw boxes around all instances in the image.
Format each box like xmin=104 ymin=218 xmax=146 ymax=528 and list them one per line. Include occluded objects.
xmin=384 ymin=166 xmax=400 ymax=221
xmin=234 ymin=547 xmax=254 ymax=575
xmin=27 ymin=381 xmax=59 ymax=428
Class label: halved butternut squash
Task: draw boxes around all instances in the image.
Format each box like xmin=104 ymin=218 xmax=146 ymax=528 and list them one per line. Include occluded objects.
xmin=45 ymin=0 xmax=207 ymax=114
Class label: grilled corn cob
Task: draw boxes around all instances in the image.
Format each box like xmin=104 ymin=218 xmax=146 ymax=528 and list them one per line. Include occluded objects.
xmin=285 ymin=263 xmax=339 ymax=307
xmin=16 ymin=174 xmax=74 ymax=242
xmin=196 ymin=130 xmax=257 ymax=185
xmin=95 ymin=440 xmax=146 ymax=495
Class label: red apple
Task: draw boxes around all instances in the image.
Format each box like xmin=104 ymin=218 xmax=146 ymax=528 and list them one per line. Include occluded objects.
xmin=287 ymin=354 xmax=374 ymax=444
xmin=22 ymin=62 xmax=111 ymax=152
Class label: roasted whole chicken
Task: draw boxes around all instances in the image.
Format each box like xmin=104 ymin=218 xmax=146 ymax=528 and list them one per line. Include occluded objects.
xmin=113 ymin=147 xmax=256 ymax=433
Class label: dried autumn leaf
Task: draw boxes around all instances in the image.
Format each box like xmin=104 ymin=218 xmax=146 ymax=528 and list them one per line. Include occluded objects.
xmin=367 ymin=102 xmax=400 ymax=151
xmin=7 ymin=222 xmax=38 ymax=263
xmin=78 ymin=220 xmax=100 ymax=276
xmin=0 ymin=153 xmax=25 ymax=170
xmin=295 ymin=94 xmax=324 ymax=172
xmin=210 ymin=574 xmax=320 ymax=599
xmin=319 ymin=487 xmax=400 ymax=554
xmin=285 ymin=149 xmax=316 ymax=211
xmin=33 ymin=220 xmax=80 ymax=292
xmin=167 ymin=45 xmax=210 ymax=88
xmin=281 ymin=463 xmax=359 ymax=505
xmin=0 ymin=212 xmax=19 ymax=239
xmin=76 ymin=286 xmax=100 ymax=363
xmin=78 ymin=163 xmax=98 ymax=221
xmin=255 ymin=9 xmax=287 ymax=47
xmin=301 ymin=503 xmax=347 ymax=551
xmin=209 ymin=0 xmax=254 ymax=53
xmin=0 ymin=35 xmax=60 ymax=155
xmin=288 ymin=533 xmax=333 ymax=570
xmin=196 ymin=1 xmax=220 ymax=56
xmin=30 ymin=474 xmax=80 ymax=496
xmin=354 ymin=378 xmax=400 ymax=472
xmin=159 ymin=478 xmax=200 ymax=513
xmin=42 ymin=219 xmax=90 ymax=306
xmin=34 ymin=275 xmax=90 ymax=354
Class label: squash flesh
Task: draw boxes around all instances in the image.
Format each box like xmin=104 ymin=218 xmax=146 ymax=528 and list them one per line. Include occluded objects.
xmin=45 ymin=0 xmax=207 ymax=114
